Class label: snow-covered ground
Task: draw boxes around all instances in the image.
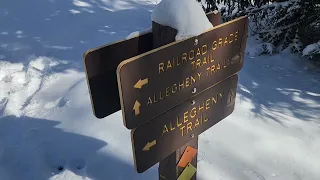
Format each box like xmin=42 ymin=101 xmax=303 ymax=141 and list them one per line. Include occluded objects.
xmin=1 ymin=0 xmax=320 ymax=180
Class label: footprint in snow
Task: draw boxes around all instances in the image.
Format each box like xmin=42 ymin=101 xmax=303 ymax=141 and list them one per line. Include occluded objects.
xmin=44 ymin=97 xmax=69 ymax=109
xmin=57 ymin=96 xmax=69 ymax=108
xmin=68 ymin=158 xmax=87 ymax=176
xmin=1 ymin=74 xmax=12 ymax=83
xmin=0 ymin=98 xmax=8 ymax=116
xmin=36 ymin=141 xmax=68 ymax=175
xmin=43 ymin=151 xmax=67 ymax=175
xmin=0 ymin=98 xmax=8 ymax=106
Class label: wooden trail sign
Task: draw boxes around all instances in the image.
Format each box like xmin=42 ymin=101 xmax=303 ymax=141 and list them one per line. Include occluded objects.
xmin=82 ymin=10 xmax=249 ymax=179
xmin=117 ymin=16 xmax=248 ymax=129
xmin=83 ymin=12 xmax=222 ymax=119
xmin=83 ymin=32 xmax=153 ymax=119
xmin=131 ymin=74 xmax=238 ymax=173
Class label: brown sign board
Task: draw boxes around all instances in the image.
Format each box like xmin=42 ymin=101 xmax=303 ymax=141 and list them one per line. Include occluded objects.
xmin=83 ymin=12 xmax=222 ymax=119
xmin=117 ymin=16 xmax=248 ymax=129
xmin=131 ymin=74 xmax=238 ymax=173
xmin=83 ymin=32 xmax=153 ymax=118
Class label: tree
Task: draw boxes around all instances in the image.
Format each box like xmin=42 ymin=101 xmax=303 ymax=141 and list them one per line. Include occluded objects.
xmin=197 ymin=0 xmax=320 ymax=62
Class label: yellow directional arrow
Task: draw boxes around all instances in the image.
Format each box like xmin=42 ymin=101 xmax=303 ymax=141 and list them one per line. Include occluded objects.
xmin=133 ymin=100 xmax=141 ymax=116
xmin=134 ymin=78 xmax=148 ymax=89
xmin=143 ymin=140 xmax=156 ymax=151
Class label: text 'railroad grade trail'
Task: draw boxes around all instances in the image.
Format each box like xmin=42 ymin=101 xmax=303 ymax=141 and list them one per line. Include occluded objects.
xmin=117 ymin=16 xmax=248 ymax=129
xmin=131 ymin=74 xmax=238 ymax=173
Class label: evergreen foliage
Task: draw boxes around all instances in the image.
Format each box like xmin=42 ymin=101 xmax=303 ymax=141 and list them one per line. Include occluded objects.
xmin=198 ymin=0 xmax=320 ymax=61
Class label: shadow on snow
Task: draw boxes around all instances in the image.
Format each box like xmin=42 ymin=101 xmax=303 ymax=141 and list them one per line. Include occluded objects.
xmin=237 ymin=53 xmax=320 ymax=126
xmin=0 ymin=115 xmax=156 ymax=180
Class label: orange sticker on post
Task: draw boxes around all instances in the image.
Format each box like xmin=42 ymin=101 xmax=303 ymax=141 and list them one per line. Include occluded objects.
xmin=177 ymin=146 xmax=198 ymax=168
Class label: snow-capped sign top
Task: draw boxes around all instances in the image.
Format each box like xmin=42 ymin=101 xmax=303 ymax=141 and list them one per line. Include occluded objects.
xmin=151 ymin=0 xmax=213 ymax=41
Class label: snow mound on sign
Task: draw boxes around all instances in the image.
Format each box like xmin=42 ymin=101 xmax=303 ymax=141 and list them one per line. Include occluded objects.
xmin=151 ymin=0 xmax=213 ymax=41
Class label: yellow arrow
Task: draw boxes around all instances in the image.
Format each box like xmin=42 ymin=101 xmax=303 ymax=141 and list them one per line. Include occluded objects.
xmin=143 ymin=140 xmax=156 ymax=151
xmin=133 ymin=100 xmax=141 ymax=116
xmin=134 ymin=78 xmax=148 ymax=89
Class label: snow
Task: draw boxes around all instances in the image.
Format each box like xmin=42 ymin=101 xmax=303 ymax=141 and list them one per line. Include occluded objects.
xmin=246 ymin=40 xmax=276 ymax=56
xmin=125 ymin=27 xmax=152 ymax=40
xmin=151 ymin=0 xmax=213 ymax=41
xmin=303 ymin=41 xmax=320 ymax=56
xmin=72 ymin=0 xmax=93 ymax=8
xmin=1 ymin=0 xmax=320 ymax=180
xmin=69 ymin=9 xmax=81 ymax=14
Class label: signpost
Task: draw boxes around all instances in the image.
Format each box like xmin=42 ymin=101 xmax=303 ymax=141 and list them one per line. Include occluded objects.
xmin=83 ymin=9 xmax=248 ymax=180
xmin=83 ymin=11 xmax=222 ymax=119
xmin=131 ymin=74 xmax=238 ymax=173
xmin=117 ymin=16 xmax=248 ymax=129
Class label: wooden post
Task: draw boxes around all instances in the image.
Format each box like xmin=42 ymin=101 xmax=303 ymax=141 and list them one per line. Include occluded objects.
xmin=152 ymin=12 xmax=221 ymax=180
xmin=158 ymin=137 xmax=199 ymax=180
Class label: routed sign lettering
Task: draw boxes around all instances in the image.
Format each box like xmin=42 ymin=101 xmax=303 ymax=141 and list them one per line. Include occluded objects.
xmin=131 ymin=75 xmax=238 ymax=173
xmin=117 ymin=17 xmax=248 ymax=129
